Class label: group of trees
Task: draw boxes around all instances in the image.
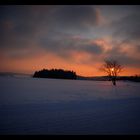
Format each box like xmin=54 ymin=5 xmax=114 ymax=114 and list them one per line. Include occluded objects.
xmin=33 ymin=69 xmax=77 ymax=80
xmin=33 ymin=60 xmax=122 ymax=85
xmin=33 ymin=59 xmax=140 ymax=86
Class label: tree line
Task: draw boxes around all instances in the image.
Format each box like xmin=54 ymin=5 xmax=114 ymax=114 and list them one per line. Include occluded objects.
xmin=33 ymin=60 xmax=140 ymax=85
xmin=33 ymin=69 xmax=77 ymax=80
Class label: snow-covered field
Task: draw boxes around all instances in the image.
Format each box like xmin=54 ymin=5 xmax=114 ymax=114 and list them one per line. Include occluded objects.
xmin=0 ymin=76 xmax=140 ymax=135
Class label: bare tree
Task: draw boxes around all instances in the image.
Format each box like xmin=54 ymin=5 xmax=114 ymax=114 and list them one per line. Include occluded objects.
xmin=100 ymin=60 xmax=123 ymax=86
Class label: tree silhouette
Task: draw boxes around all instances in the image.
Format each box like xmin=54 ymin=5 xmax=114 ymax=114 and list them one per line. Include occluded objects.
xmin=100 ymin=60 xmax=123 ymax=86
xmin=33 ymin=69 xmax=77 ymax=80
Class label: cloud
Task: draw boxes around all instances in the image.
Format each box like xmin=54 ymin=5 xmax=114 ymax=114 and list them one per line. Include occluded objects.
xmin=105 ymin=43 xmax=140 ymax=68
xmin=0 ymin=5 xmax=140 ymax=75
xmin=0 ymin=5 xmax=103 ymax=49
xmin=108 ymin=6 xmax=140 ymax=47
xmin=103 ymin=8 xmax=140 ymax=69
xmin=39 ymin=34 xmax=104 ymax=58
xmin=113 ymin=14 xmax=140 ymax=42
xmin=49 ymin=6 xmax=102 ymax=30
xmin=0 ymin=6 xmax=60 ymax=49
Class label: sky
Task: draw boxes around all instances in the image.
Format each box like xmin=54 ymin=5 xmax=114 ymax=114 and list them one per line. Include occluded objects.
xmin=0 ymin=5 xmax=140 ymax=76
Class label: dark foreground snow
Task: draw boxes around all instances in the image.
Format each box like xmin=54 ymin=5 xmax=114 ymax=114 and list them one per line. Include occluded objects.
xmin=0 ymin=76 xmax=140 ymax=134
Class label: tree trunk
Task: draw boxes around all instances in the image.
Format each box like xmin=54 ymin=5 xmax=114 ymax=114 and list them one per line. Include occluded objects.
xmin=111 ymin=76 xmax=116 ymax=86
xmin=112 ymin=79 xmax=116 ymax=86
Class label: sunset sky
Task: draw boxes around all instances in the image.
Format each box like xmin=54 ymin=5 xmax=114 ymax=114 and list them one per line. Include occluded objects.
xmin=0 ymin=5 xmax=140 ymax=76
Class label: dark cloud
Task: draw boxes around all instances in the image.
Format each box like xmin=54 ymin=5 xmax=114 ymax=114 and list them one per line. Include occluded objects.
xmin=108 ymin=6 xmax=140 ymax=48
xmin=105 ymin=45 xmax=140 ymax=68
xmin=80 ymin=44 xmax=103 ymax=54
xmin=113 ymin=14 xmax=140 ymax=42
xmin=49 ymin=6 xmax=101 ymax=31
xmin=107 ymin=54 xmax=140 ymax=68
xmin=39 ymin=35 xmax=104 ymax=58
xmin=0 ymin=6 xmax=42 ymax=49
xmin=0 ymin=6 xmax=61 ymax=49
xmin=0 ymin=5 xmax=102 ymax=49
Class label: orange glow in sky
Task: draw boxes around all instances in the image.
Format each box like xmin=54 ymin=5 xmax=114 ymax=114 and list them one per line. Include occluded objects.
xmin=0 ymin=51 xmax=139 ymax=77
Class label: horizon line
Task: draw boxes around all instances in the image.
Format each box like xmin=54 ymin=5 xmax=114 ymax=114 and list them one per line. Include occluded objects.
xmin=0 ymin=71 xmax=140 ymax=77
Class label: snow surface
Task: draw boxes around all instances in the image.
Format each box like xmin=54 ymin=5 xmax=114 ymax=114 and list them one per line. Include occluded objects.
xmin=0 ymin=76 xmax=140 ymax=135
